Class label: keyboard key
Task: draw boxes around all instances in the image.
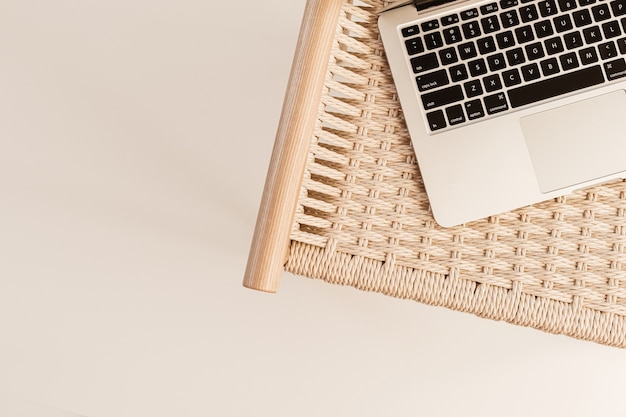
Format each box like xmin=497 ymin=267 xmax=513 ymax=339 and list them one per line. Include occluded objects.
xmin=583 ymin=26 xmax=604 ymax=43
xmin=411 ymin=52 xmax=439 ymax=73
xmin=446 ymin=104 xmax=466 ymax=125
xmin=521 ymin=62 xmax=542 ymax=80
xmin=443 ymin=26 xmax=463 ymax=44
xmin=604 ymin=57 xmax=626 ymax=80
xmin=402 ymin=25 xmax=420 ymax=38
xmin=439 ymin=47 xmax=459 ymax=64
xmin=464 ymin=79 xmax=484 ymax=97
xmin=564 ymin=31 xmax=584 ymax=48
xmin=602 ymin=21 xmax=622 ymax=38
xmin=480 ymin=3 xmax=499 ymax=14
xmin=501 ymin=10 xmax=520 ymax=28
xmin=554 ymin=15 xmax=573 ymax=32
xmin=477 ymin=36 xmax=497 ymax=54
xmin=450 ymin=64 xmax=470 ymax=81
xmin=592 ymin=4 xmax=611 ymax=22
xmin=503 ymin=68 xmax=523 ymax=85
xmin=427 ymin=110 xmax=447 ymax=131
xmin=539 ymin=0 xmax=558 ymax=17
xmin=500 ymin=0 xmax=519 ymax=8
xmin=534 ymin=20 xmax=555 ymax=37
xmin=462 ymin=21 xmax=482 ymax=38
xmin=520 ymin=4 xmax=540 ymax=22
xmin=422 ymin=20 xmax=440 ymax=31
xmin=540 ymin=57 xmax=560 ymax=75
xmin=515 ymin=25 xmax=536 ymax=43
xmin=483 ymin=73 xmax=503 ymax=91
xmin=417 ymin=69 xmax=450 ymax=91
xmin=482 ymin=16 xmax=501 ymax=33
xmin=496 ymin=30 xmax=516 ymax=48
xmin=487 ymin=52 xmax=507 ymax=70
xmin=468 ymin=58 xmax=489 ymax=76
xmin=422 ymin=85 xmax=464 ymax=110
xmin=558 ymin=0 xmax=578 ymax=11
xmin=424 ymin=32 xmax=444 ymax=49
xmin=458 ymin=42 xmax=478 ymax=59
xmin=506 ymin=47 xmax=526 ymax=65
xmin=617 ymin=36 xmax=626 ymax=53
xmin=599 ymin=40 xmax=618 ymax=58
xmin=465 ymin=99 xmax=486 ymax=119
xmin=442 ymin=14 xmax=460 ymax=26
xmin=545 ymin=37 xmax=565 ymax=54
xmin=579 ymin=0 xmax=596 ymax=5
xmin=560 ymin=52 xmax=580 ymax=69
xmin=573 ymin=9 xmax=593 ymax=27
xmin=405 ymin=38 xmax=425 ymax=55
xmin=611 ymin=0 xmax=626 ymax=16
xmin=579 ymin=46 xmax=599 ymax=63
xmin=526 ymin=42 xmax=546 ymax=60
xmin=508 ymin=65 xmax=604 ymax=108
xmin=484 ymin=92 xmax=509 ymax=114
xmin=461 ymin=8 xmax=480 ymax=20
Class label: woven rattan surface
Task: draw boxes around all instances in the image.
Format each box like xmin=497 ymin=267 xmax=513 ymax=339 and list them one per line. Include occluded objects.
xmin=285 ymin=0 xmax=626 ymax=347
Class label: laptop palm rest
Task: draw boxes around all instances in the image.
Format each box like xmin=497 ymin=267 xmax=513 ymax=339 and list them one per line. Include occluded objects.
xmin=520 ymin=90 xmax=626 ymax=194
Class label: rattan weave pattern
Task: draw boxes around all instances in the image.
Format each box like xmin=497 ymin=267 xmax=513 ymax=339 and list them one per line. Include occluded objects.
xmin=284 ymin=0 xmax=626 ymax=347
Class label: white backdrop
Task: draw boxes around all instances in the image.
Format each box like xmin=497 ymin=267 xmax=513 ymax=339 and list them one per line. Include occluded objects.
xmin=1 ymin=1 xmax=626 ymax=416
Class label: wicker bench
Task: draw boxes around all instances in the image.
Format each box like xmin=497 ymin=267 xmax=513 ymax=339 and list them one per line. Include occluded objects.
xmin=243 ymin=0 xmax=626 ymax=348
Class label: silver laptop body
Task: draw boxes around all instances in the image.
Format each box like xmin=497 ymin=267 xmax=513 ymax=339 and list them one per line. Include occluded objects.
xmin=379 ymin=0 xmax=626 ymax=227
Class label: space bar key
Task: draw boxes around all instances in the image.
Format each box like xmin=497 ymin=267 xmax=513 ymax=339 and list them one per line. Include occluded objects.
xmin=508 ymin=66 xmax=605 ymax=109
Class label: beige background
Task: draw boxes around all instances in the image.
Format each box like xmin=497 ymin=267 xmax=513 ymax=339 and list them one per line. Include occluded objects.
xmin=1 ymin=1 xmax=626 ymax=416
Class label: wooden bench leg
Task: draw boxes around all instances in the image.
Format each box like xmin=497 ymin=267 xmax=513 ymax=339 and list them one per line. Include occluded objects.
xmin=243 ymin=0 xmax=344 ymax=293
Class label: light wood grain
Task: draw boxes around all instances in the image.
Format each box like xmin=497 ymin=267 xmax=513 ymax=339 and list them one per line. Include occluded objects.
xmin=243 ymin=0 xmax=343 ymax=292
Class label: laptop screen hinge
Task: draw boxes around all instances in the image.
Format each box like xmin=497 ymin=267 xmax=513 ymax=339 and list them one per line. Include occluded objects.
xmin=379 ymin=0 xmax=461 ymax=13
xmin=413 ymin=0 xmax=459 ymax=11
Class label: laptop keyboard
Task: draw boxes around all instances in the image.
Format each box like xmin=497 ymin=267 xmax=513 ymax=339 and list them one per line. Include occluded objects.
xmin=401 ymin=0 xmax=626 ymax=132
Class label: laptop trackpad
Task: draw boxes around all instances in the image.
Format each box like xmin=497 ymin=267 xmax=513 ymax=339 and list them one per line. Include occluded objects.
xmin=520 ymin=90 xmax=626 ymax=193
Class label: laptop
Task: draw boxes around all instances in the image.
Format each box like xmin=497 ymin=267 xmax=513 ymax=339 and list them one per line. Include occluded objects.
xmin=378 ymin=0 xmax=626 ymax=227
